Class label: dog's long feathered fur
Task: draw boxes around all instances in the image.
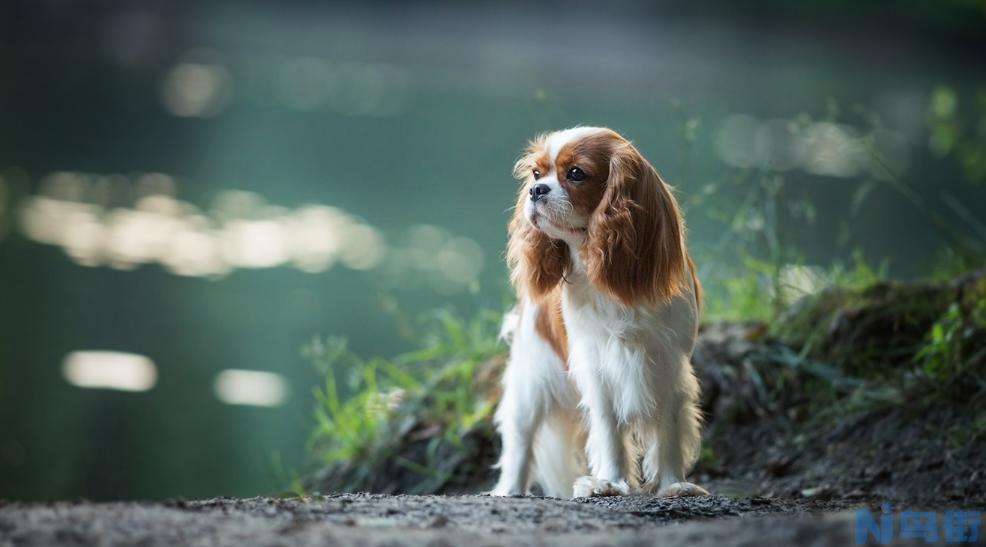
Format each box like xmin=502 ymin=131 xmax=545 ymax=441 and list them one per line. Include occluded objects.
xmin=492 ymin=127 xmax=707 ymax=498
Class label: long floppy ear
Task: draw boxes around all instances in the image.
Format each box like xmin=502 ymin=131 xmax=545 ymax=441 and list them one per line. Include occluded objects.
xmin=583 ymin=140 xmax=686 ymax=305
xmin=506 ymin=138 xmax=569 ymax=301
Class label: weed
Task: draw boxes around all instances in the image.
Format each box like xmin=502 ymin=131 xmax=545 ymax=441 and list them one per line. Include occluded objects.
xmin=302 ymin=309 xmax=505 ymax=493
xmin=704 ymin=250 xmax=886 ymax=322
xmin=915 ymin=299 xmax=986 ymax=397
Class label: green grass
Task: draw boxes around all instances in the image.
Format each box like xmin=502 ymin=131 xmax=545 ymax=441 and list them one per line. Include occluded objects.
xmin=301 ymin=308 xmax=505 ymax=492
xmin=915 ymin=298 xmax=986 ymax=398
xmin=703 ymin=249 xmax=887 ymax=322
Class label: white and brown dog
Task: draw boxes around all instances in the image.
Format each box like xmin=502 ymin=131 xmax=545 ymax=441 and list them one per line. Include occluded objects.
xmin=492 ymin=127 xmax=707 ymax=499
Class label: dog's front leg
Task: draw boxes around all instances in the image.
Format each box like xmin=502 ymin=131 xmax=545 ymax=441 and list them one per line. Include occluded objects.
xmin=572 ymin=380 xmax=630 ymax=497
xmin=490 ymin=375 xmax=543 ymax=496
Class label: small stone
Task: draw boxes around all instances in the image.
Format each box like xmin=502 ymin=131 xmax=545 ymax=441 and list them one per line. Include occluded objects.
xmin=800 ymin=485 xmax=834 ymax=500
xmin=423 ymin=514 xmax=450 ymax=528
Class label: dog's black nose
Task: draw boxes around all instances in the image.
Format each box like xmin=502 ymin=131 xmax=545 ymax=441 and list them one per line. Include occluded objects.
xmin=529 ymin=183 xmax=550 ymax=202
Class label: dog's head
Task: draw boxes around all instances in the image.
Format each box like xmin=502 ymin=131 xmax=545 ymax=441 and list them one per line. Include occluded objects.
xmin=507 ymin=127 xmax=687 ymax=306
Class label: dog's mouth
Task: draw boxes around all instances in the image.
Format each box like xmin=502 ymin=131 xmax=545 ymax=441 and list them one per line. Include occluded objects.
xmin=530 ymin=210 xmax=587 ymax=235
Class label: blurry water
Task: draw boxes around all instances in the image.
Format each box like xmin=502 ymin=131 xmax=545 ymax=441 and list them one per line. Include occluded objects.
xmin=1 ymin=2 xmax=983 ymax=499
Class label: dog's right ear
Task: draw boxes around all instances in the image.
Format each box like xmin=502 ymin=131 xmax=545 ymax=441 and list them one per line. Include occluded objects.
xmin=507 ymin=135 xmax=569 ymax=300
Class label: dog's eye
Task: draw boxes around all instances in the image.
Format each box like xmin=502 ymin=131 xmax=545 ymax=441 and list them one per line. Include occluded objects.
xmin=567 ymin=166 xmax=586 ymax=182
xmin=532 ymin=169 xmax=542 ymax=179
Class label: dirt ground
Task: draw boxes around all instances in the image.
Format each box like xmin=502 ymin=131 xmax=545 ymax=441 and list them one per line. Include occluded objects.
xmin=1 ymin=494 xmax=882 ymax=547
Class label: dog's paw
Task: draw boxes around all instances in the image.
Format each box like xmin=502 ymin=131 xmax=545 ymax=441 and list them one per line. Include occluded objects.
xmin=572 ymin=476 xmax=630 ymax=498
xmin=488 ymin=483 xmax=524 ymax=497
xmin=658 ymin=481 xmax=709 ymax=497
xmin=487 ymin=488 xmax=520 ymax=497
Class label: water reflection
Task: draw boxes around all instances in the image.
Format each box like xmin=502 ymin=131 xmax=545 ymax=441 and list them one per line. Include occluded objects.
xmin=272 ymin=57 xmax=409 ymax=116
xmin=214 ymin=369 xmax=289 ymax=407
xmin=14 ymin=172 xmax=486 ymax=290
xmin=161 ymin=51 xmax=232 ymax=118
xmin=715 ymin=114 xmax=909 ymax=179
xmin=383 ymin=224 xmax=485 ymax=294
xmin=19 ymin=172 xmax=388 ymax=277
xmin=62 ymin=351 xmax=158 ymax=392
xmin=162 ymin=49 xmax=410 ymax=118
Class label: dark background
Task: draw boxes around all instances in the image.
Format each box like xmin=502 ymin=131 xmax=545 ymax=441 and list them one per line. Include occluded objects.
xmin=1 ymin=0 xmax=984 ymax=500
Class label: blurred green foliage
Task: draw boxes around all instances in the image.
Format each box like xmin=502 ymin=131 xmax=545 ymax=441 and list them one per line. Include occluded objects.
xmin=916 ymin=299 xmax=986 ymax=395
xmin=929 ymin=85 xmax=986 ymax=184
xmin=704 ymin=251 xmax=887 ymax=322
xmin=302 ymin=310 xmax=503 ymax=492
xmin=695 ymin=85 xmax=986 ymax=322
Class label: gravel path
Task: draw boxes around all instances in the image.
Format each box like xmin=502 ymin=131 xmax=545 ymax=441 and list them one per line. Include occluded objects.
xmin=0 ymin=494 xmax=882 ymax=546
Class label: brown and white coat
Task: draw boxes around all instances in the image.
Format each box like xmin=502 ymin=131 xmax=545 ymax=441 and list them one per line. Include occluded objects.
xmin=492 ymin=127 xmax=707 ymax=498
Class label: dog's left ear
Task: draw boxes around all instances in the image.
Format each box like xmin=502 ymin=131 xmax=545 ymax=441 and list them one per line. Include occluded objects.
xmin=584 ymin=141 xmax=686 ymax=305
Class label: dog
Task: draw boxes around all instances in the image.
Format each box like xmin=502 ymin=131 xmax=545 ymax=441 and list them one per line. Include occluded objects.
xmin=491 ymin=127 xmax=708 ymax=498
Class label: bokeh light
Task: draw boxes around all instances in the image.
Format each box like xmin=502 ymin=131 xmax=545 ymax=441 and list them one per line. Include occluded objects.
xmin=17 ymin=173 xmax=388 ymax=278
xmin=161 ymin=51 xmax=232 ymax=118
xmin=382 ymin=224 xmax=486 ymax=294
xmin=214 ymin=369 xmax=289 ymax=407
xmin=62 ymin=351 xmax=158 ymax=392
xmin=14 ymin=171 xmax=485 ymax=292
xmin=714 ymin=115 xmax=909 ymax=179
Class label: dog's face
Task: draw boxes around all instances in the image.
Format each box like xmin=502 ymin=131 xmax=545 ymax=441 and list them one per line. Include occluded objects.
xmin=507 ymin=127 xmax=687 ymax=306
xmin=514 ymin=127 xmax=613 ymax=243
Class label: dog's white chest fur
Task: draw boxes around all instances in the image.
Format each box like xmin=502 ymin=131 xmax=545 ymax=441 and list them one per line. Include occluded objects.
xmin=561 ymin=270 xmax=699 ymax=424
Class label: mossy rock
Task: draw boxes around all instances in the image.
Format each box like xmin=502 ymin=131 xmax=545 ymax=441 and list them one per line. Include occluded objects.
xmin=773 ymin=270 xmax=986 ymax=379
